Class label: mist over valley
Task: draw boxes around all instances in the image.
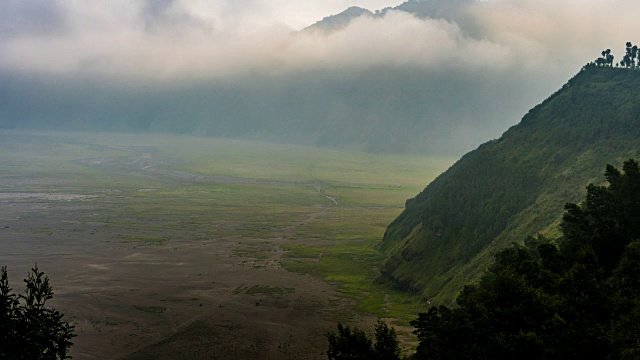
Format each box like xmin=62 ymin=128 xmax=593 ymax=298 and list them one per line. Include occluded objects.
xmin=3 ymin=0 xmax=637 ymax=155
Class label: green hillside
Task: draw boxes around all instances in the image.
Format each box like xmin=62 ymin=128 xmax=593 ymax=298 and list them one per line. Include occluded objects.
xmin=380 ymin=66 xmax=640 ymax=304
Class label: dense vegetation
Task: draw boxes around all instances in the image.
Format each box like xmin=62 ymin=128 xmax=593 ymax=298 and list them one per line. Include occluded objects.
xmin=0 ymin=265 xmax=75 ymax=359
xmin=411 ymin=159 xmax=640 ymax=359
xmin=326 ymin=320 xmax=401 ymax=360
xmin=331 ymin=159 xmax=640 ymax=359
xmin=380 ymin=65 xmax=640 ymax=304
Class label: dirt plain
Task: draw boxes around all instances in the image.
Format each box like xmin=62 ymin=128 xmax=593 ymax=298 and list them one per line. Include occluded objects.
xmin=0 ymin=131 xmax=432 ymax=359
xmin=1 ymin=202 xmax=356 ymax=359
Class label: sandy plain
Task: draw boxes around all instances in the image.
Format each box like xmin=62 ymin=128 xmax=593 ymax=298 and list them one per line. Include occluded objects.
xmin=0 ymin=131 xmax=450 ymax=359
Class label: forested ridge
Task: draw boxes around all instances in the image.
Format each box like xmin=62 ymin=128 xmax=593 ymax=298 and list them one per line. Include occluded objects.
xmin=330 ymin=159 xmax=640 ymax=359
xmin=410 ymin=159 xmax=640 ymax=359
xmin=380 ymin=65 xmax=640 ymax=304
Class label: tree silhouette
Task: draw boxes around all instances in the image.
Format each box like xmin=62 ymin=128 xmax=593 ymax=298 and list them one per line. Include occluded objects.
xmin=605 ymin=49 xmax=614 ymax=66
xmin=372 ymin=320 xmax=401 ymax=360
xmin=326 ymin=323 xmax=373 ymax=360
xmin=326 ymin=320 xmax=400 ymax=360
xmin=624 ymin=42 xmax=636 ymax=68
xmin=596 ymin=49 xmax=614 ymax=67
xmin=0 ymin=265 xmax=75 ymax=359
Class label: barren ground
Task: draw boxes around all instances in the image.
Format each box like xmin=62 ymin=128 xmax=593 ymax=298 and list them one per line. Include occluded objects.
xmin=0 ymin=131 xmax=451 ymax=359
xmin=2 ymin=204 xmax=357 ymax=359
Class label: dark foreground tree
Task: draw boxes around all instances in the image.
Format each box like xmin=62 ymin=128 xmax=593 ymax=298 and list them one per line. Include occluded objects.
xmin=0 ymin=265 xmax=75 ymax=359
xmin=372 ymin=319 xmax=401 ymax=360
xmin=412 ymin=159 xmax=640 ymax=359
xmin=326 ymin=319 xmax=400 ymax=360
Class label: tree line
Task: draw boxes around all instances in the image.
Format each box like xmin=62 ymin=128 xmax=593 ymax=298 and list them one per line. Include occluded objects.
xmin=329 ymin=159 xmax=640 ymax=359
xmin=593 ymin=42 xmax=640 ymax=68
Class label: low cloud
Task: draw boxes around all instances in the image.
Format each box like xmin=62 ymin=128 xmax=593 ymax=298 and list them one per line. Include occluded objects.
xmin=1 ymin=0 xmax=638 ymax=80
xmin=0 ymin=0 xmax=67 ymax=38
xmin=2 ymin=0 xmax=640 ymax=154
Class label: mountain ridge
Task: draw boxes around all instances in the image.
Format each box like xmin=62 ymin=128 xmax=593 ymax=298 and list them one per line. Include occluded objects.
xmin=304 ymin=6 xmax=374 ymax=34
xmin=303 ymin=0 xmax=477 ymax=34
xmin=380 ymin=66 xmax=640 ymax=304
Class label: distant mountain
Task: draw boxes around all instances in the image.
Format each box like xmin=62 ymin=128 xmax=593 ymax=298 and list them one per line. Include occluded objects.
xmin=304 ymin=6 xmax=374 ymax=34
xmin=380 ymin=66 xmax=640 ymax=304
xmin=0 ymin=0 xmax=553 ymax=156
xmin=303 ymin=0 xmax=478 ymax=34
xmin=392 ymin=0 xmax=476 ymax=19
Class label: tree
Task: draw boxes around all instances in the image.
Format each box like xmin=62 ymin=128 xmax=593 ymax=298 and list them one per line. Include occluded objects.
xmin=605 ymin=48 xmax=615 ymax=66
xmin=0 ymin=266 xmax=19 ymax=356
xmin=372 ymin=319 xmax=401 ymax=360
xmin=562 ymin=159 xmax=640 ymax=272
xmin=0 ymin=265 xmax=75 ymax=359
xmin=326 ymin=320 xmax=400 ymax=360
xmin=624 ymin=42 xmax=636 ymax=68
xmin=412 ymin=160 xmax=640 ymax=359
xmin=609 ymin=240 xmax=640 ymax=358
xmin=597 ymin=49 xmax=614 ymax=67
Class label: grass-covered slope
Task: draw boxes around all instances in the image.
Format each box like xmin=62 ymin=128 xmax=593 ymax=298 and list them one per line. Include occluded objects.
xmin=380 ymin=66 xmax=640 ymax=304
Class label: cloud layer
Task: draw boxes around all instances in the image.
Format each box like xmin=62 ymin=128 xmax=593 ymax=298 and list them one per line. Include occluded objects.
xmin=0 ymin=0 xmax=638 ymax=81
xmin=2 ymin=0 xmax=640 ymax=154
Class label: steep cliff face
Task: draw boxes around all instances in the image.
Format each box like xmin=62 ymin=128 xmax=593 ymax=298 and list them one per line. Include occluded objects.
xmin=380 ymin=66 xmax=640 ymax=304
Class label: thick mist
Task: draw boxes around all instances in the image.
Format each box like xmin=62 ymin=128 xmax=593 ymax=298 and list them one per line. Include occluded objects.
xmin=1 ymin=0 xmax=639 ymax=154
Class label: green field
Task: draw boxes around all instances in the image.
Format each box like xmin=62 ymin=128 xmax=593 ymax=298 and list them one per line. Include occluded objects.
xmin=0 ymin=130 xmax=454 ymax=326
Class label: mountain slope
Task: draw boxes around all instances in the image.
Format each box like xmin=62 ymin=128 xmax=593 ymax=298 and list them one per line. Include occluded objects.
xmin=380 ymin=66 xmax=640 ymax=304
xmin=389 ymin=0 xmax=475 ymax=21
xmin=304 ymin=6 xmax=373 ymax=33
xmin=304 ymin=0 xmax=477 ymax=34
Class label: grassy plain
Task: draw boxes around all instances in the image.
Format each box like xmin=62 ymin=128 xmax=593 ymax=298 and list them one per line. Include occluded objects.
xmin=0 ymin=130 xmax=454 ymax=358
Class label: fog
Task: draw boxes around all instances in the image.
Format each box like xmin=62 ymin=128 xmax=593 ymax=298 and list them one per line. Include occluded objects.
xmin=1 ymin=0 xmax=639 ymax=154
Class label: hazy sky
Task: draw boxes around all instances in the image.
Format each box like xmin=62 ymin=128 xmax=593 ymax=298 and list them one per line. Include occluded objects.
xmin=2 ymin=0 xmax=640 ymax=153
xmin=2 ymin=0 xmax=637 ymax=81
xmin=0 ymin=0 xmax=406 ymax=79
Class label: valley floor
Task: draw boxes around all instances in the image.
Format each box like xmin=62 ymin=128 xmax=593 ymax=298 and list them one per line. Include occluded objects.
xmin=0 ymin=131 xmax=453 ymax=359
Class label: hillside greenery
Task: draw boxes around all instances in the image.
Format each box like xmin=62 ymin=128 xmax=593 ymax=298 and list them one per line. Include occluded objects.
xmin=411 ymin=159 xmax=640 ymax=359
xmin=380 ymin=65 xmax=640 ymax=304
xmin=332 ymin=159 xmax=640 ymax=359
